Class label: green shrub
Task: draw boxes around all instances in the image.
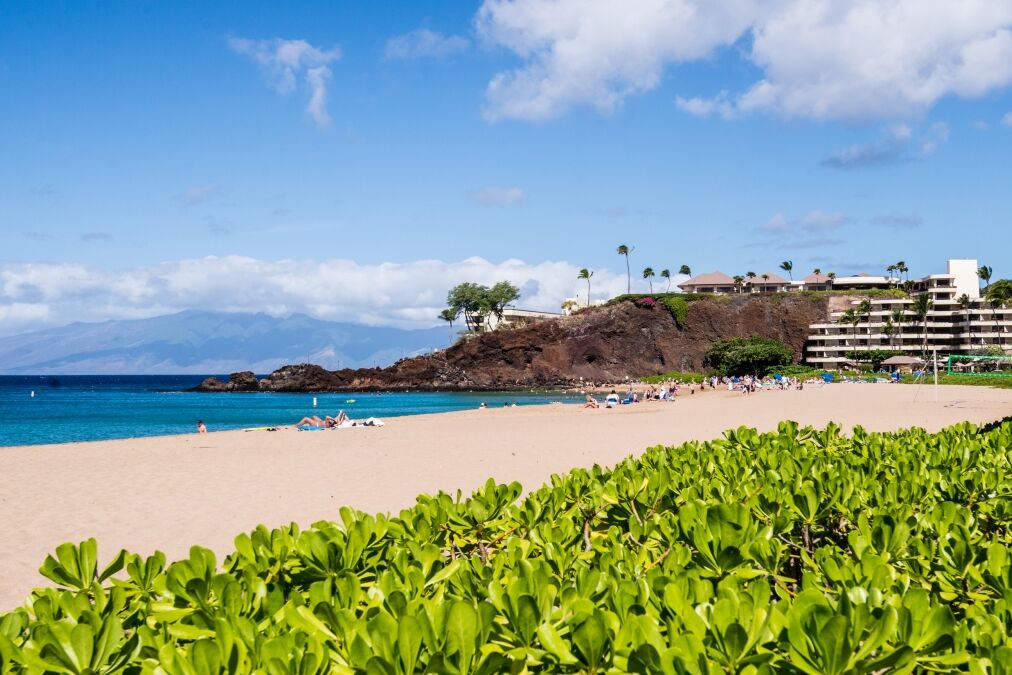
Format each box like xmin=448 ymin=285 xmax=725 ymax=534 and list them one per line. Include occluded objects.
xmin=705 ymin=336 xmax=794 ymax=376
xmin=3 ymin=420 xmax=1012 ymax=672
xmin=661 ymin=296 xmax=688 ymax=327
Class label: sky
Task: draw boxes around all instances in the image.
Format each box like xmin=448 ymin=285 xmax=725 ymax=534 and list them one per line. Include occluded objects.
xmin=1 ymin=0 xmax=1011 ymax=335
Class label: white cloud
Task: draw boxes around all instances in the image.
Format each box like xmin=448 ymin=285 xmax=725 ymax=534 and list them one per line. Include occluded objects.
xmin=1003 ymin=111 xmax=1012 ymax=126
xmin=0 ymin=256 xmax=632 ymax=337
xmin=229 ymin=37 xmax=342 ymax=129
xmin=469 ymin=186 xmax=526 ymax=205
xmin=476 ymin=0 xmax=1012 ymax=122
xmin=384 ymin=29 xmax=470 ymax=60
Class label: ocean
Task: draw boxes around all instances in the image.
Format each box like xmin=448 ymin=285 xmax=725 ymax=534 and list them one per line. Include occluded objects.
xmin=0 ymin=376 xmax=582 ymax=447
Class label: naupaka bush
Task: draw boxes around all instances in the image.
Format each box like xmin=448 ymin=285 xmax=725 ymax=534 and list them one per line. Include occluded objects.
xmin=1 ymin=419 xmax=1011 ymax=673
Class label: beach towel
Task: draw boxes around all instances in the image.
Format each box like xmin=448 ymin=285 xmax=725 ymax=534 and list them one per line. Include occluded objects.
xmin=297 ymin=425 xmax=324 ymax=431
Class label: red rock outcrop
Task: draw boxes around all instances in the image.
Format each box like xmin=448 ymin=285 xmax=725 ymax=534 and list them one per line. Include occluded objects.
xmin=195 ymin=295 xmax=829 ymax=391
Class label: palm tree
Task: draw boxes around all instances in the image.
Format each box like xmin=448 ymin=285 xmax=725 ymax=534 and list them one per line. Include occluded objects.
xmin=577 ymin=268 xmax=594 ymax=307
xmin=910 ymin=294 xmax=933 ymax=358
xmin=891 ymin=308 xmax=906 ymax=350
xmin=760 ymin=273 xmax=770 ymax=291
xmin=617 ymin=245 xmax=633 ymax=294
xmin=733 ymin=275 xmax=745 ymax=294
xmin=838 ymin=309 xmax=858 ymax=354
xmin=660 ymin=269 xmax=671 ymax=292
xmin=896 ymin=261 xmax=909 ymax=282
xmin=779 ymin=260 xmax=793 ymax=281
xmin=679 ymin=264 xmax=691 ymax=276
xmin=827 ymin=272 xmax=836 ymax=287
xmin=745 ymin=271 xmax=757 ymax=293
xmin=642 ymin=267 xmax=655 ymax=293
xmin=886 ymin=264 xmax=897 ymax=287
xmin=958 ymin=293 xmax=973 ymax=351
xmin=883 ymin=318 xmax=895 ymax=348
xmin=978 ymin=265 xmax=993 ymax=293
xmin=985 ymin=280 xmax=1012 ymax=349
xmin=439 ymin=308 xmax=458 ymax=340
xmin=856 ymin=299 xmax=873 ymax=346
xmin=813 ymin=268 xmax=821 ymax=276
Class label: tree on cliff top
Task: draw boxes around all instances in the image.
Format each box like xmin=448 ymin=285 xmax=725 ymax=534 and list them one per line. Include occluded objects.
xmin=446 ymin=281 xmax=520 ymax=332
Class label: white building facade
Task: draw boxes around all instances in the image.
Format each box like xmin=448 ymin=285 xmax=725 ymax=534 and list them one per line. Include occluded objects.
xmin=805 ymin=259 xmax=1012 ymax=368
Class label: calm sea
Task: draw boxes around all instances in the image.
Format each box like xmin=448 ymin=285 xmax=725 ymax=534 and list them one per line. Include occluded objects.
xmin=0 ymin=376 xmax=581 ymax=447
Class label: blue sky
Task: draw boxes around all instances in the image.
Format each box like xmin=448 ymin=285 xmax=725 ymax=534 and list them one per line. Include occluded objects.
xmin=1 ymin=1 xmax=1011 ymax=334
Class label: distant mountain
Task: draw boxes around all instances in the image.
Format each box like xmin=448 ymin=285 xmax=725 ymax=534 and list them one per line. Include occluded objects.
xmin=0 ymin=311 xmax=451 ymax=374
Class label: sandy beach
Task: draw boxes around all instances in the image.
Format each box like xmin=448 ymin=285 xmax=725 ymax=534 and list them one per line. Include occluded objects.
xmin=2 ymin=383 xmax=1010 ymax=608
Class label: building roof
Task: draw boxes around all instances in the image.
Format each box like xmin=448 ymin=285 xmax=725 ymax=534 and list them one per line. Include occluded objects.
xmin=881 ymin=355 xmax=925 ymax=365
xmin=803 ymin=272 xmax=831 ymax=283
xmin=678 ymin=271 xmax=735 ymax=288
xmin=753 ymin=272 xmax=789 ymax=284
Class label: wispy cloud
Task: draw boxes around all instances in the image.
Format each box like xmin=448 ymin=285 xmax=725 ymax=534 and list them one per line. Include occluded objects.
xmin=384 ymin=29 xmax=469 ymax=60
xmin=822 ymin=123 xmax=950 ymax=169
xmin=229 ymin=37 xmax=342 ymax=129
xmin=469 ymin=186 xmax=525 ymax=206
xmin=1003 ymin=112 xmax=1012 ymax=127
xmin=80 ymin=232 xmax=113 ymax=242
xmin=870 ymin=214 xmax=923 ymax=230
xmin=176 ymin=184 xmax=221 ymax=206
xmin=748 ymin=209 xmax=849 ymax=250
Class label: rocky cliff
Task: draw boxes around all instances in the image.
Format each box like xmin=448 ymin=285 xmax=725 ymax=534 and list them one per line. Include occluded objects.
xmin=195 ymin=294 xmax=829 ymax=392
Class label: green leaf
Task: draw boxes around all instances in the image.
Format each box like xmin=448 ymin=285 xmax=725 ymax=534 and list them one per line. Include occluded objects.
xmin=572 ymin=612 xmax=608 ymax=669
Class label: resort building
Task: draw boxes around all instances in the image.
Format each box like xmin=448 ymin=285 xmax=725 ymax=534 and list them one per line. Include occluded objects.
xmin=805 ymin=259 xmax=1012 ymax=368
xmin=486 ymin=307 xmax=564 ymax=331
xmin=677 ymin=271 xmax=736 ymax=294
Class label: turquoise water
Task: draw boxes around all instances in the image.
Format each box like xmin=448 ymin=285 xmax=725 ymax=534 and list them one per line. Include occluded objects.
xmin=0 ymin=376 xmax=581 ymax=447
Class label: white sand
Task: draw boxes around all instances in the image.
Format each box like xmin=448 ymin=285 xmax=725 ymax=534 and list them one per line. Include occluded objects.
xmin=2 ymin=383 xmax=1010 ymax=608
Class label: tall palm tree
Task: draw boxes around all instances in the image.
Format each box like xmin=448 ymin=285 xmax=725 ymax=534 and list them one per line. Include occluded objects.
xmin=780 ymin=260 xmax=793 ymax=281
xmin=886 ymin=264 xmax=897 ymax=287
xmin=813 ymin=268 xmax=822 ymax=276
xmin=733 ymin=275 xmax=745 ymax=294
xmin=660 ymin=269 xmax=671 ymax=292
xmin=642 ymin=267 xmax=655 ymax=293
xmin=856 ymin=299 xmax=873 ymax=346
xmin=617 ymin=245 xmax=632 ymax=294
xmin=883 ymin=318 xmax=895 ymax=348
xmin=985 ymin=280 xmax=1012 ymax=349
xmin=978 ymin=265 xmax=993 ymax=293
xmin=679 ymin=264 xmax=691 ymax=276
xmin=827 ymin=272 xmax=836 ymax=287
xmin=891 ymin=308 xmax=906 ymax=350
xmin=760 ymin=273 xmax=770 ymax=291
xmin=745 ymin=271 xmax=757 ymax=293
xmin=958 ymin=293 xmax=973 ymax=351
xmin=896 ymin=261 xmax=909 ymax=282
xmin=910 ymin=294 xmax=933 ymax=358
xmin=839 ymin=309 xmax=858 ymax=354
xmin=577 ymin=268 xmax=594 ymax=307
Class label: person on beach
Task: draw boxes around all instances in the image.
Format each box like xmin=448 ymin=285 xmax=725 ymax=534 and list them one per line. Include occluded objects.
xmin=583 ymin=394 xmax=599 ymax=409
xmin=605 ymin=390 xmax=620 ymax=408
xmin=197 ymin=420 xmax=207 ymax=434
xmin=296 ymin=411 xmax=348 ymax=429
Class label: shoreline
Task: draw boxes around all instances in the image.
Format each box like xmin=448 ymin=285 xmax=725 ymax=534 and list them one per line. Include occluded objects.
xmin=2 ymin=383 xmax=1010 ymax=608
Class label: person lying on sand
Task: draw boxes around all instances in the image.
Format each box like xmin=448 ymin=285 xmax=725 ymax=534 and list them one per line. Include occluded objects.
xmin=296 ymin=411 xmax=348 ymax=429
